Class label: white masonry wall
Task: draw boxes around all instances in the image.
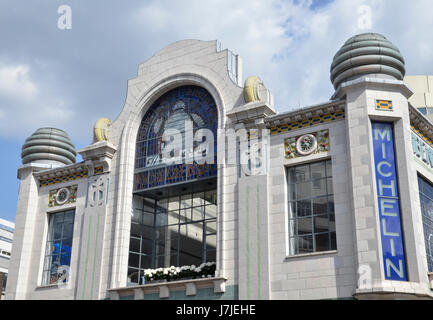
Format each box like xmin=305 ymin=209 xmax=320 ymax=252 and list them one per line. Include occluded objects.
xmin=267 ymin=119 xmax=356 ymax=299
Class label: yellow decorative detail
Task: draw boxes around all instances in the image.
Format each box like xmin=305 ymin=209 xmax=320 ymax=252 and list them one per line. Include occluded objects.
xmin=40 ymin=166 xmax=104 ymax=187
xmin=376 ymin=100 xmax=393 ymax=111
xmin=244 ymin=76 xmax=263 ymax=103
xmin=411 ymin=125 xmax=433 ymax=148
xmin=269 ymin=110 xmax=345 ymax=136
xmin=93 ymin=118 xmax=112 ymax=142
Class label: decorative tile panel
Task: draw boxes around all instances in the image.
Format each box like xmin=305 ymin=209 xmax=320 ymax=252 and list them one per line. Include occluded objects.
xmin=376 ymin=100 xmax=393 ymax=111
xmin=40 ymin=166 xmax=104 ymax=187
xmin=284 ymin=130 xmax=329 ymax=159
xmin=48 ymin=185 xmax=78 ymax=207
xmin=270 ymin=110 xmax=344 ymax=136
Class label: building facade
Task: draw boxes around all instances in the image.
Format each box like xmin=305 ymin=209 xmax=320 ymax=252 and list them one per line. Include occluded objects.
xmin=0 ymin=218 xmax=14 ymax=300
xmin=5 ymin=33 xmax=433 ymax=300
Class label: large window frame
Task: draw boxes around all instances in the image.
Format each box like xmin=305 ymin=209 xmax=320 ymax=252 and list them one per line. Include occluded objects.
xmin=42 ymin=209 xmax=75 ymax=285
xmin=127 ymin=190 xmax=217 ymax=285
xmin=417 ymin=175 xmax=433 ymax=272
xmin=286 ymin=159 xmax=336 ymax=255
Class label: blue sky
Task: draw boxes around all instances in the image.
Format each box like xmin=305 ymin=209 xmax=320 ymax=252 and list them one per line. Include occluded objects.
xmin=2 ymin=0 xmax=433 ymax=222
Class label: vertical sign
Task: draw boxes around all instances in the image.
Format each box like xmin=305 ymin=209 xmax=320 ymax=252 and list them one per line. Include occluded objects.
xmin=372 ymin=122 xmax=407 ymax=281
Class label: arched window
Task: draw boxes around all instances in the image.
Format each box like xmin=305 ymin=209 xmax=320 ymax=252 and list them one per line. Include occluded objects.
xmin=128 ymin=85 xmax=218 ymax=285
xmin=134 ymin=85 xmax=218 ymax=190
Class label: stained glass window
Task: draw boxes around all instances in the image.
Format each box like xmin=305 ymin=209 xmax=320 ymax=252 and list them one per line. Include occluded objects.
xmin=135 ymin=85 xmax=218 ymax=191
xmin=42 ymin=210 xmax=75 ymax=285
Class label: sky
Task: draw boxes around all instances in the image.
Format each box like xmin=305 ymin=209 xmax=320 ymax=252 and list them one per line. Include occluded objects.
xmin=2 ymin=0 xmax=433 ymax=222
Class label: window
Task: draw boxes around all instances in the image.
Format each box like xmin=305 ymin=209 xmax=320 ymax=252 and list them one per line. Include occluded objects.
xmin=287 ymin=159 xmax=336 ymax=255
xmin=42 ymin=210 xmax=75 ymax=285
xmin=127 ymin=190 xmax=217 ymax=285
xmin=0 ymin=272 xmax=6 ymax=296
xmin=417 ymin=176 xmax=433 ymax=272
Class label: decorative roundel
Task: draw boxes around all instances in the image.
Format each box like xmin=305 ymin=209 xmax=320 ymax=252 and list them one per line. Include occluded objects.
xmin=296 ymin=134 xmax=317 ymax=156
xmin=55 ymin=188 xmax=70 ymax=205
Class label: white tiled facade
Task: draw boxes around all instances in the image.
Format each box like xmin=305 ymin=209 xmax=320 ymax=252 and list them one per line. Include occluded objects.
xmin=5 ymin=37 xmax=433 ymax=300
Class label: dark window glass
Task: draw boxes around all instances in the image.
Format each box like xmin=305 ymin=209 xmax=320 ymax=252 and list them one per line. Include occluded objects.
xmin=128 ymin=192 xmax=217 ymax=285
xmin=287 ymin=160 xmax=336 ymax=255
xmin=417 ymin=176 xmax=433 ymax=272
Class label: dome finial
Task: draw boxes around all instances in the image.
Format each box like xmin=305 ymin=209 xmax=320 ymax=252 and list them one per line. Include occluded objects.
xmin=330 ymin=32 xmax=405 ymax=90
xmin=21 ymin=128 xmax=76 ymax=166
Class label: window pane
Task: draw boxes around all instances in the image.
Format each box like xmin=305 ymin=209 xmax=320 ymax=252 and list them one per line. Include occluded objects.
xmin=312 ymin=197 xmax=327 ymax=216
xmin=128 ymin=253 xmax=140 ymax=268
xmin=326 ymin=160 xmax=332 ymax=177
xmin=205 ymin=234 xmax=216 ymax=252
xmin=327 ymin=177 xmax=333 ymax=195
xmin=296 ymin=200 xmax=311 ymax=217
xmin=63 ymin=223 xmax=74 ymax=239
xmin=204 ymin=190 xmax=217 ymax=205
xmin=314 ymin=215 xmax=329 ymax=233
xmin=192 ymin=207 xmax=204 ymax=221
xmin=167 ymin=211 xmax=179 ymax=225
xmin=192 ymin=192 xmax=204 ymax=207
xmin=205 ymin=220 xmax=217 ymax=235
xmin=168 ymin=197 xmax=180 ymax=211
xmin=297 ymin=235 xmax=313 ymax=254
xmin=328 ymin=196 xmax=335 ymax=214
xmin=293 ymin=165 xmax=309 ymax=183
xmin=129 ymin=237 xmax=140 ymax=253
xmin=131 ymin=209 xmax=142 ymax=223
xmin=315 ymin=233 xmax=330 ymax=252
xmin=206 ymin=250 xmax=216 ymax=263
xmin=329 ymin=214 xmax=336 ymax=233
xmin=296 ymin=181 xmax=311 ymax=200
xmin=131 ymin=222 xmax=141 ymax=238
xmin=52 ymin=221 xmax=63 ymax=240
xmin=310 ymin=161 xmax=326 ymax=180
xmin=142 ymin=212 xmax=154 ymax=226
xmin=205 ymin=204 xmax=217 ymax=219
xmin=140 ymin=255 xmax=152 ymax=269
xmin=180 ymin=208 xmax=191 ymax=223
xmin=288 ymin=201 xmax=296 ymax=219
xmin=312 ymin=178 xmax=327 ymax=198
xmin=127 ymin=268 xmax=139 ymax=284
xmin=180 ymin=194 xmax=192 ymax=209
xmin=297 ymin=217 xmax=312 ymax=235
xmin=288 ymin=184 xmax=296 ymax=201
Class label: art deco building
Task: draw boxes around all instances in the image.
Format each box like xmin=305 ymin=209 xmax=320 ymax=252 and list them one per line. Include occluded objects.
xmin=5 ymin=33 xmax=433 ymax=300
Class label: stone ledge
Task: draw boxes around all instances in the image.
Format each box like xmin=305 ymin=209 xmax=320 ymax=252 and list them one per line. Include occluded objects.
xmin=108 ymin=277 xmax=227 ymax=300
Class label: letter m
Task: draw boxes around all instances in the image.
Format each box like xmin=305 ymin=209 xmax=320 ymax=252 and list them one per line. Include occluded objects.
xmin=374 ymin=125 xmax=391 ymax=142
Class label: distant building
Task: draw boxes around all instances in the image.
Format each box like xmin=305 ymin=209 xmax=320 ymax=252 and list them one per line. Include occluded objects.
xmin=404 ymin=76 xmax=433 ymax=121
xmin=0 ymin=218 xmax=14 ymax=299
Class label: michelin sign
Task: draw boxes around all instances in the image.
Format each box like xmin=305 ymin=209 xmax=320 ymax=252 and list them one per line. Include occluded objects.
xmin=372 ymin=122 xmax=407 ymax=281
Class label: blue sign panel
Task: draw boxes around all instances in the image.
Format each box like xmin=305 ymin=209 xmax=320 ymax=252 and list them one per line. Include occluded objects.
xmin=372 ymin=122 xmax=407 ymax=281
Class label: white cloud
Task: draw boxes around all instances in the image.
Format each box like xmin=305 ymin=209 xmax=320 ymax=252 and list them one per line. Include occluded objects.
xmin=129 ymin=0 xmax=433 ymax=111
xmin=0 ymin=64 xmax=38 ymax=99
xmin=0 ymin=63 xmax=74 ymax=139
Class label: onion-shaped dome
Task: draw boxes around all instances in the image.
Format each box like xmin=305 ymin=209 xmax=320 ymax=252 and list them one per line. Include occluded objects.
xmin=330 ymin=33 xmax=405 ymax=90
xmin=21 ymin=128 xmax=76 ymax=165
